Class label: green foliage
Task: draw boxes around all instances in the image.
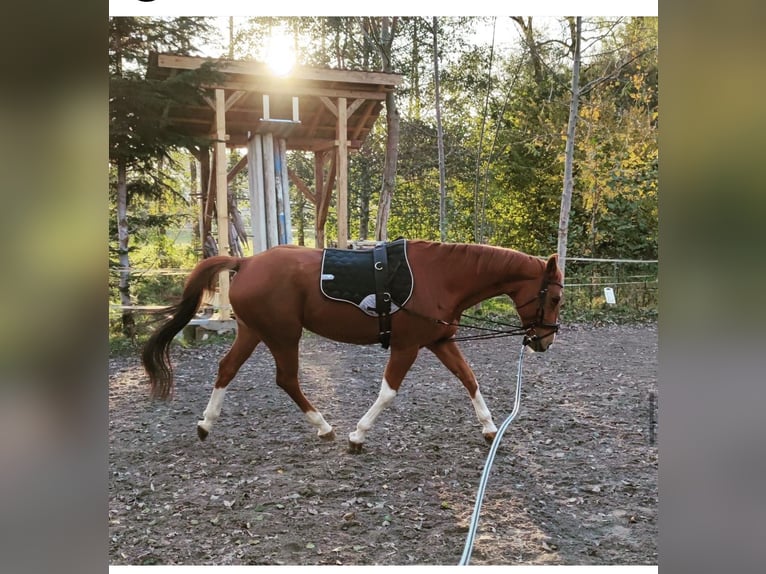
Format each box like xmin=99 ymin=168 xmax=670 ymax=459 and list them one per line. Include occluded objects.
xmin=109 ymin=230 xmax=198 ymax=305
xmin=108 ymin=310 xmax=237 ymax=356
xmin=559 ymin=292 xmax=658 ymax=325
xmin=110 ymin=17 xmax=220 ymax=169
xmin=464 ymin=258 xmax=658 ymax=329
xmin=560 ymin=259 xmax=658 ymax=324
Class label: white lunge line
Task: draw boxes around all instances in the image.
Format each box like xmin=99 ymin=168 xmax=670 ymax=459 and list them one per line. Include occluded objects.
xmin=349 ymin=377 xmax=397 ymax=445
xmin=198 ymin=387 xmax=226 ymax=434
xmin=471 ymin=389 xmax=497 ymax=436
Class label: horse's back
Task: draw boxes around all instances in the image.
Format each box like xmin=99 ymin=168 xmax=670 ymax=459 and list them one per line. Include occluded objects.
xmin=229 ymin=246 xmax=322 ymax=314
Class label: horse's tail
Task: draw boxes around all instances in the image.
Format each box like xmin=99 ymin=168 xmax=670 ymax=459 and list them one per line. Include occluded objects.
xmin=141 ymin=256 xmax=241 ymax=400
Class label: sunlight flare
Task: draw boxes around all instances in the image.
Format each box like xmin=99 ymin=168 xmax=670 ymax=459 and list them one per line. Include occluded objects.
xmin=265 ymin=28 xmax=296 ymax=77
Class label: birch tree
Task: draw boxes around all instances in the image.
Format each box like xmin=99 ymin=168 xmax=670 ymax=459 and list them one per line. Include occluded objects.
xmin=432 ymin=17 xmax=448 ymax=242
xmin=557 ymin=16 xmax=582 ymax=279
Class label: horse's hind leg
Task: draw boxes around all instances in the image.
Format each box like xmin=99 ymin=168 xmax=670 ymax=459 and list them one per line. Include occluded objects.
xmin=427 ymin=340 xmax=498 ymax=443
xmin=197 ymin=324 xmax=260 ymax=441
xmin=348 ymin=345 xmax=420 ymax=454
xmin=267 ymin=341 xmax=335 ymax=440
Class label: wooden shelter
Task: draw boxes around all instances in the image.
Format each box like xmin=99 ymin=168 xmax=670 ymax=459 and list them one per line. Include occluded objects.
xmin=146 ymin=53 xmax=402 ymax=317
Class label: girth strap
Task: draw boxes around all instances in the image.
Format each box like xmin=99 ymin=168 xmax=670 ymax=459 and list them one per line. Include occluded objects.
xmin=373 ymin=244 xmax=392 ymax=349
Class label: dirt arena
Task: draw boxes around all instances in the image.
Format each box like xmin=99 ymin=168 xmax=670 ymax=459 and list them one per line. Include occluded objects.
xmin=109 ymin=322 xmax=657 ymax=565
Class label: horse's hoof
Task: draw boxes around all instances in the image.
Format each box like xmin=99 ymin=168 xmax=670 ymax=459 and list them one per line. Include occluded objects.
xmin=348 ymin=440 xmax=364 ymax=454
xmin=197 ymin=425 xmax=209 ymax=441
xmin=483 ymin=432 xmax=496 ymax=445
xmin=319 ymin=429 xmax=336 ymax=441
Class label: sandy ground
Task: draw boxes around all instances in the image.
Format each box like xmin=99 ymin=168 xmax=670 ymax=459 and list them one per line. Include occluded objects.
xmin=109 ymin=322 xmax=657 ymax=565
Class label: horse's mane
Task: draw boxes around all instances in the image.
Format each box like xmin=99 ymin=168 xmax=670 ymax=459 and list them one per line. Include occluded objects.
xmin=428 ymin=241 xmax=544 ymax=280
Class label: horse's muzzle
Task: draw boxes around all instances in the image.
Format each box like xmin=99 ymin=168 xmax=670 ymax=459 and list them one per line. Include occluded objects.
xmin=523 ymin=326 xmax=558 ymax=352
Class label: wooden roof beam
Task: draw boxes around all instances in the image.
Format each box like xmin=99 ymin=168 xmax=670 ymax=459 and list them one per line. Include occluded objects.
xmin=319 ymin=96 xmax=338 ymax=117
xmin=203 ymin=81 xmax=390 ymax=101
xmin=156 ymin=53 xmax=403 ymax=87
xmin=350 ymin=100 xmax=377 ymax=140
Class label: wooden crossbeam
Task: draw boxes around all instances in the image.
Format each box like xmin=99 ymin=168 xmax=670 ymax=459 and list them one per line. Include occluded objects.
xmin=320 ymin=96 xmax=338 ymax=117
xmin=227 ymin=153 xmax=248 ymax=183
xmin=346 ymin=98 xmax=366 ymax=117
xmin=320 ymin=97 xmax=366 ymax=119
xmin=315 ymin=150 xmax=337 ymax=248
xmin=210 ymin=81 xmax=389 ymax=101
xmin=157 ymin=54 xmax=403 ymax=87
xmin=351 ymin=101 xmax=375 ymax=140
xmin=288 ymin=168 xmax=317 ymax=206
xmin=225 ymin=90 xmax=247 ymax=111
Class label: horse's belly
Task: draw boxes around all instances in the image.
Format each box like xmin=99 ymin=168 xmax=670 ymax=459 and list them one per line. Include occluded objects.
xmin=303 ymin=303 xmax=381 ymax=345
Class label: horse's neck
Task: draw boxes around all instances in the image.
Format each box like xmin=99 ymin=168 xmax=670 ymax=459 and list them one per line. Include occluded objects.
xmin=437 ymin=243 xmax=540 ymax=313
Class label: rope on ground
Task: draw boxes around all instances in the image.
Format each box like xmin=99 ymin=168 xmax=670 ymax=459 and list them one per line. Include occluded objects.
xmin=459 ymin=341 xmax=527 ymax=565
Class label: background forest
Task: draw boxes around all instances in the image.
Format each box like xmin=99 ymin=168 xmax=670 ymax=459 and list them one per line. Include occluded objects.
xmin=109 ymin=16 xmax=658 ymax=340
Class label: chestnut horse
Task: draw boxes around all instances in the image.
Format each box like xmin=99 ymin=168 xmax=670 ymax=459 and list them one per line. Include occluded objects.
xmin=142 ymin=240 xmax=563 ymax=453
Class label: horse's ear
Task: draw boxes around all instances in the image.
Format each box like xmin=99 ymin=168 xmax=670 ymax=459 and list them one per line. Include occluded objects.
xmin=546 ymin=254 xmax=559 ymax=274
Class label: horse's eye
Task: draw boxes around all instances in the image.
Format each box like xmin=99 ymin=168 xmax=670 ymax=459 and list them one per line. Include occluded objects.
xmin=551 ymin=296 xmax=561 ymax=305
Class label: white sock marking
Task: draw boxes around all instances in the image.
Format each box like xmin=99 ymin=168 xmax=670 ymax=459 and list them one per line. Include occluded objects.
xmin=471 ymin=389 xmax=497 ymax=435
xmin=305 ymin=410 xmax=333 ymax=436
xmin=349 ymin=377 xmax=397 ymax=444
xmin=198 ymin=387 xmax=226 ymax=433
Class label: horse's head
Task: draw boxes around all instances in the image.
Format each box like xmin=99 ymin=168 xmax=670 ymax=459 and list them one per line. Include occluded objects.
xmin=512 ymin=254 xmax=564 ymax=352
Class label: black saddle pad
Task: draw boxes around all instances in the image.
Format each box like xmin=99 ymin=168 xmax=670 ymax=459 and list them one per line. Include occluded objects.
xmin=320 ymin=239 xmax=414 ymax=316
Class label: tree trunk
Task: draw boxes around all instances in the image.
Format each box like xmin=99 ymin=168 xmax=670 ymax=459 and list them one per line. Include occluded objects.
xmin=512 ymin=17 xmax=545 ymax=88
xmin=228 ymin=17 xmax=234 ymax=59
xmin=557 ymin=16 xmax=582 ymax=280
xmin=433 ymin=17 xmax=447 ymax=242
xmin=190 ymin=155 xmax=201 ymax=249
xmin=373 ymin=17 xmax=400 ymax=242
xmin=410 ymin=18 xmax=421 ymax=120
xmin=116 ymin=159 xmax=135 ymax=338
xmin=375 ymin=90 xmax=399 ymax=242
xmin=358 ymin=173 xmax=371 ymax=240
xmin=358 ymin=25 xmax=373 ymax=241
xmin=473 ymin=17 xmax=496 ymax=243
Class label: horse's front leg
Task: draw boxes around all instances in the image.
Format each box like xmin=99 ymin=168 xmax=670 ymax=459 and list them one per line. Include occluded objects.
xmin=426 ymin=340 xmax=498 ymax=443
xmin=348 ymin=346 xmax=419 ymax=454
xmin=268 ymin=342 xmax=335 ymax=440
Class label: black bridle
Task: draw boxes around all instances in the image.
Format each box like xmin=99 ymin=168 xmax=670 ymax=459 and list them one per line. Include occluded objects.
xmin=402 ymin=278 xmax=564 ymax=346
xmin=514 ymin=280 xmax=564 ymax=346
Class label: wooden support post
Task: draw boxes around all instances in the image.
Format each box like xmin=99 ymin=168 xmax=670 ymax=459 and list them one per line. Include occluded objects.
xmin=314 ymin=151 xmax=325 ymax=248
xmin=337 ymin=97 xmax=349 ymax=249
xmin=262 ymin=132 xmax=278 ymax=248
xmin=214 ymin=88 xmax=231 ymax=317
xmin=191 ymin=155 xmax=203 ymax=247
xmin=199 ymin=147 xmax=212 ymax=241
xmin=247 ymin=133 xmax=267 ymax=253
xmin=274 ymin=138 xmax=286 ymax=244
xmin=279 ymin=138 xmax=293 ymax=244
